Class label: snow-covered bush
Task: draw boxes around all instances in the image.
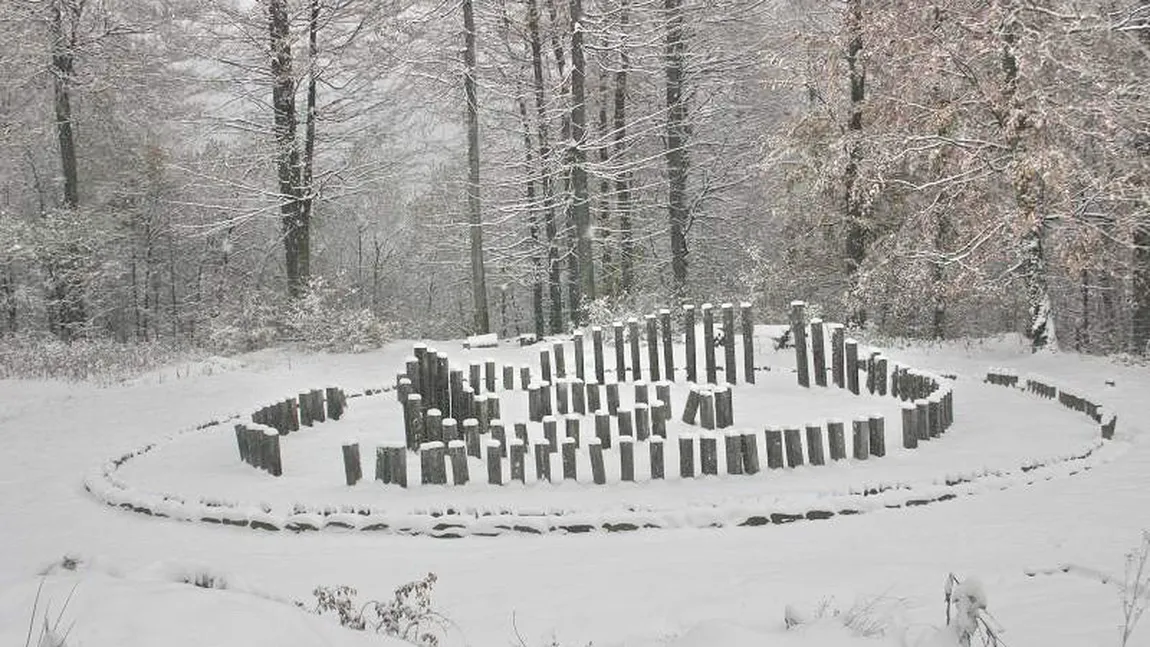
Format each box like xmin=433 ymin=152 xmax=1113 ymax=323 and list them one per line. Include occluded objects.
xmin=944 ymin=574 xmax=1002 ymax=647
xmin=311 ymin=572 xmax=448 ymax=646
xmin=0 ymin=332 xmax=194 ymax=383
xmin=284 ymin=276 xmax=397 ymax=353
xmin=1120 ymin=532 xmax=1149 ymax=647
xmin=783 ymin=595 xmax=898 ymax=639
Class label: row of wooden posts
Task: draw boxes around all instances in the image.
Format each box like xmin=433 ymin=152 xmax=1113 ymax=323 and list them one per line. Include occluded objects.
xmin=985 ymin=369 xmax=1118 ymax=440
xmin=233 ymin=386 xmax=349 ymax=477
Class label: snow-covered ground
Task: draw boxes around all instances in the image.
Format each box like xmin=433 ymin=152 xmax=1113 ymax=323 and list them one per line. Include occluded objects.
xmin=1 ymin=331 xmax=1147 ymax=646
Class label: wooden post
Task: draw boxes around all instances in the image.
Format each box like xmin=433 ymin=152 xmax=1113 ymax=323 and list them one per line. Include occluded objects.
xmin=561 ymin=437 xmax=577 ymax=480
xmin=420 ymin=347 xmax=434 ymax=405
xmin=573 ymin=329 xmax=585 ymax=381
xmin=901 ymin=403 xmax=917 ymax=449
xmin=553 ymin=340 xmax=567 ymax=379
xmin=714 ymin=386 xmax=733 ymax=428
xmin=656 ymin=382 xmax=672 ymax=418
xmin=647 ymin=436 xmax=664 ymax=479
xmin=555 ymin=379 xmax=569 ymax=415
xmin=784 ymin=427 xmax=804 ymax=467
xmin=486 ymin=439 xmax=503 ymax=485
xmin=634 ymin=380 xmax=649 ymax=404
xmin=571 ymin=378 xmax=586 ymax=414
xmin=810 ymin=319 xmax=827 ymax=387
xmin=700 ymin=389 xmax=716 ymax=430
xmin=805 ymin=423 xmax=825 ymax=466
xmin=464 ymin=417 xmax=481 ymax=457
xmin=528 ymin=384 xmax=542 ymax=422
xmin=831 ymin=325 xmax=845 ymax=388
xmin=722 ymin=303 xmax=737 ymax=384
xmin=586 ymin=381 xmax=601 ymax=413
xmin=342 ymin=442 xmax=362 ymax=485
xmin=286 ymin=398 xmax=300 ymax=432
xmin=382 ymin=444 xmax=407 ymax=487
xmin=619 ymin=436 xmax=635 ymax=481
xmin=592 ymin=326 xmax=605 ymax=384
xmin=679 ymin=433 xmax=696 ymax=478
xmin=702 ymin=304 xmax=717 ymax=384
xmin=606 ymin=382 xmax=620 ymax=414
xmin=628 ymin=318 xmax=642 ymax=380
xmin=405 ymin=393 xmax=423 ymax=451
xmin=700 ymin=433 xmax=719 ymax=475
xmin=442 ymin=418 xmax=459 ymax=444
xmin=509 ymin=438 xmax=526 ymax=483
xmin=539 ymin=380 xmax=552 ymax=416
xmin=652 ymin=400 xmax=667 ymax=438
xmin=398 ymin=377 xmax=412 ymax=407
xmin=469 ymin=361 xmax=482 ymax=395
xmin=298 ymin=392 xmax=313 ymax=427
xmin=617 ymin=407 xmax=634 ymax=438
xmin=375 ymin=445 xmax=389 ymax=483
xmin=406 ymin=356 xmax=422 ymax=397
xmin=565 ymin=415 xmax=581 ymax=447
xmin=890 ymin=364 xmax=901 ymax=400
xmin=915 ymin=399 xmax=930 ymax=441
xmin=613 ymin=322 xmax=626 ymax=382
xmin=845 ymin=339 xmax=860 ymax=394
xmin=514 ymin=421 xmax=529 ymax=448
xmin=928 ymin=397 xmax=942 ymax=437
xmin=635 ymin=403 xmax=651 ymax=441
xmin=539 ymin=348 xmax=552 ymax=384
xmin=420 ymin=441 xmax=444 ymax=485
xmin=589 ymin=438 xmax=606 ymax=484
xmin=425 ymin=408 xmax=443 ymax=443
xmin=519 ymin=365 xmax=531 ymax=391
xmin=531 ymin=440 xmax=550 ymax=482
xmin=543 ymin=415 xmax=558 ymax=452
xmin=263 ymin=428 xmax=282 ymax=476
xmin=764 ymin=428 xmax=784 ymax=469
xmin=660 ymin=309 xmax=675 ymax=382
xmin=595 ymin=411 xmax=611 ymax=448
xmin=503 ymin=364 xmax=514 ymax=391
xmin=449 ymin=370 xmax=463 ymax=418
xmin=475 ymin=393 xmax=490 ymax=435
xmin=682 ymin=386 xmax=701 ymax=424
xmin=235 ymin=424 xmax=250 ymax=463
xmin=740 ymin=302 xmax=754 ymax=384
xmin=852 ymin=418 xmax=870 ymax=460
xmin=875 ymin=356 xmax=888 ymax=396
xmin=741 ymin=432 xmax=760 ymax=474
xmin=827 ymin=420 xmax=846 ymax=461
xmin=436 ymin=353 xmax=449 ymax=410
xmin=490 ymin=420 xmax=507 ymax=456
xmin=869 ymin=414 xmax=886 ymax=457
xmin=646 ymin=314 xmax=661 ymax=382
xmin=684 ymin=304 xmax=697 ymax=383
xmin=725 ymin=430 xmax=744 ymax=475
xmin=791 ymin=301 xmax=810 ymax=388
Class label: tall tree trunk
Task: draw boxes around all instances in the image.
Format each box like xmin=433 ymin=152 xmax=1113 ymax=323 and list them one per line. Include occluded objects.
xmin=268 ymin=0 xmax=307 ymax=299
xmin=568 ymin=0 xmax=594 ymax=322
xmin=664 ymin=0 xmax=690 ymax=298
xmin=527 ymin=0 xmax=564 ymax=333
xmin=596 ymin=66 xmax=613 ymax=298
xmin=297 ymin=0 xmax=319 ymax=286
xmin=843 ymin=0 xmax=867 ymax=325
xmin=544 ymin=0 xmax=579 ymax=325
xmin=1134 ymin=221 xmax=1150 ymax=353
xmin=613 ymin=0 xmax=634 ymax=294
xmin=462 ymin=0 xmax=490 ymax=333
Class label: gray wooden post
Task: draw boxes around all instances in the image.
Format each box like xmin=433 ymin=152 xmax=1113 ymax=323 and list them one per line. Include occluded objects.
xmin=420 ymin=348 xmax=435 ymax=405
xmin=790 ymin=301 xmax=810 ymax=388
xmin=503 ymin=364 xmax=515 ymax=391
xmin=869 ymin=414 xmax=886 ymax=457
xmin=573 ymin=330 xmax=585 ymax=381
xmin=613 ymin=322 xmax=626 ymax=382
xmin=679 ymin=433 xmax=696 ymax=478
xmin=528 ymin=384 xmax=542 ymax=422
xmin=375 ymin=445 xmax=389 ymax=483
xmin=725 ymin=430 xmax=744 ymax=475
xmin=831 ymin=325 xmax=845 ymax=388
xmin=553 ymin=340 xmax=567 ymax=379
xmin=586 ymin=381 xmax=601 ymax=413
xmin=684 ymin=304 xmax=697 ymax=383
xmin=475 ymin=393 xmax=490 ymax=435
xmin=810 ymin=319 xmax=827 ymax=387
xmin=425 ymin=408 xmax=443 ymax=443
xmin=784 ymin=427 xmax=804 ymax=467
xmin=740 ymin=303 xmax=759 ymax=388
xmin=398 ymin=377 xmax=412 ymax=407
xmin=890 ymin=364 xmax=901 ymax=400
xmin=595 ymin=411 xmax=611 ymax=448
xmin=469 ymin=361 xmax=482 ymax=395
xmin=660 ymin=309 xmax=674 ymax=382
xmin=683 ymin=386 xmax=701 ymax=424
xmin=286 ymin=397 xmax=300 ymax=432
xmin=805 ymin=423 xmax=825 ymax=466
xmin=845 ymin=339 xmax=860 ymax=395
xmin=875 ymin=357 xmax=888 ymax=396
xmin=722 ymin=303 xmax=737 ymax=384
xmin=649 ymin=436 xmax=665 ymax=479
xmin=646 ymin=314 xmax=661 ymax=382
xmin=405 ymin=393 xmax=424 ymax=451
xmin=928 ymin=397 xmax=942 ymax=437
xmin=700 ymin=433 xmax=719 ymax=475
xmin=420 ymin=441 xmax=443 ymax=485
xmin=901 ymin=403 xmax=917 ymax=449
xmin=486 ymin=439 xmax=503 ymax=485
xmin=617 ymin=407 xmax=634 ymax=438
xmin=565 ymin=415 xmax=581 ymax=448
xmin=342 ymin=442 xmax=361 ymax=485
xmin=539 ymin=348 xmax=552 ymax=384
xmin=852 ymin=418 xmax=870 ymax=460
xmin=384 ymin=444 xmax=407 ymax=487
xmin=589 ymin=438 xmax=606 ymax=484
xmin=635 ymin=403 xmax=651 ymax=441
xmin=634 ymin=380 xmax=649 ymax=404
xmin=914 ymin=399 xmax=930 ymax=441
xmin=539 ymin=380 xmax=552 ymax=416
xmin=519 ymin=365 xmax=531 ymax=391
xmin=463 ymin=418 xmax=481 ymax=457
xmin=514 ymin=422 xmax=528 ymax=448
xmin=436 ymin=353 xmax=449 ymax=409
xmin=592 ymin=326 xmax=605 ymax=384
xmin=262 ymin=428 xmax=282 ymax=475
xmin=652 ymin=400 xmax=667 ymax=438
xmin=490 ymin=421 xmax=507 ymax=457
xmin=298 ymin=392 xmax=313 ymax=427
xmin=555 ymin=379 xmax=569 ymax=415
xmin=534 ymin=441 xmax=552 ymax=482
xmin=406 ymin=356 xmax=421 ymax=397
xmin=606 ymin=382 xmax=620 ymax=414
xmin=571 ymin=378 xmax=586 ymax=414
xmin=442 ymin=418 xmax=459 ymax=444
xmin=827 ymin=420 xmax=846 ymax=461
xmin=543 ymin=415 xmax=558 ymax=452
xmin=702 ymin=304 xmax=717 ymax=384
xmin=449 ymin=370 xmax=463 ymax=418
xmin=234 ymin=424 xmax=250 ymax=463
xmin=619 ymin=436 xmax=635 ymax=481
xmin=764 ymin=428 xmax=784 ymax=469
xmin=628 ymin=318 xmax=642 ymax=380
xmin=714 ymin=386 xmax=732 ymax=428
xmin=509 ymin=438 xmax=526 ymax=483
xmin=561 ymin=437 xmax=577 ymax=480
xmin=741 ymin=432 xmax=760 ymax=474
xmin=700 ymin=389 xmax=716 ymax=430
xmin=656 ymin=382 xmax=672 ymax=418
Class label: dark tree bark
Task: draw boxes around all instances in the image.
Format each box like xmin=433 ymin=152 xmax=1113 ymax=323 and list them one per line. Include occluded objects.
xmin=568 ymin=0 xmax=594 ymax=322
xmin=543 ymin=0 xmax=579 ymax=326
xmin=613 ymin=0 xmax=634 ymax=294
xmin=299 ymin=0 xmax=319 ymax=266
xmin=462 ymin=0 xmax=490 ymax=333
xmin=843 ymin=0 xmax=867 ymax=324
xmin=664 ymin=0 xmax=690 ymax=298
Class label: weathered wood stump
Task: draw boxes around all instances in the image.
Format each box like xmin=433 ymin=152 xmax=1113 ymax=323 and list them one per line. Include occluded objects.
xmin=805 ymin=423 xmax=825 ymax=466
xmin=592 ymin=326 xmax=606 ymax=385
xmin=764 ymin=428 xmax=784 ymax=469
xmin=784 ymin=427 xmax=804 ymax=467
xmin=448 ymin=440 xmax=468 ymax=485
xmin=868 ymin=414 xmax=886 ymax=457
xmin=619 ymin=436 xmax=635 ymax=481
xmin=646 ymin=314 xmax=661 ymax=382
xmin=725 ymin=430 xmax=744 ymax=475
xmin=650 ymin=436 xmax=665 ymax=479
xmin=827 ymin=420 xmax=846 ymax=461
xmin=852 ymin=418 xmax=870 ymax=460
xmin=679 ymin=433 xmax=696 ymax=478
xmin=702 ymin=303 xmax=717 ymax=384
xmin=660 ymin=309 xmax=675 ymax=383
xmin=684 ymin=304 xmax=697 ymax=383
xmin=700 ymin=433 xmax=719 ymax=475
xmin=845 ymin=339 xmax=860 ymax=395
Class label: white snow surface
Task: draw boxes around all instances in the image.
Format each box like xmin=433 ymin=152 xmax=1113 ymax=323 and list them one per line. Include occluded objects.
xmin=1 ymin=332 xmax=1148 ymax=647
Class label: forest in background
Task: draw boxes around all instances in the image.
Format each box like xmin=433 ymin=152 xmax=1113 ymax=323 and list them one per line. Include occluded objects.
xmin=0 ymin=0 xmax=1146 ymax=362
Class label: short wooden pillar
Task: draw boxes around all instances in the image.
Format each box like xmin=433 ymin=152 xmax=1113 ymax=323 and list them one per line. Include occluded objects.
xmin=539 ymin=348 xmax=552 ymax=384
xmin=543 ymin=415 xmax=559 ymax=452
xmin=790 ymin=301 xmax=810 ymax=388
xmin=831 ymin=325 xmax=845 ymax=389
xmin=901 ymin=403 xmax=917 ymax=449
xmin=700 ymin=433 xmax=719 ymax=475
xmin=561 ymin=437 xmax=577 ymax=481
xmin=634 ymin=380 xmax=649 ymax=404
xmin=722 ymin=303 xmax=738 ymax=384
xmin=845 ymin=339 xmax=860 ymax=395
xmin=509 ymin=438 xmax=526 ymax=483
xmin=595 ymin=411 xmax=612 ymax=448
xmin=343 ymin=442 xmax=363 ymax=485
xmin=764 ymin=428 xmax=784 ymax=469
xmin=635 ymin=403 xmax=651 ymax=441
xmin=699 ymin=389 xmax=716 ymax=430
xmin=573 ymin=330 xmax=586 ymax=381
xmin=592 ymin=326 xmax=605 ymax=385
xmin=805 ymin=423 xmax=825 ymax=466
xmin=679 ymin=433 xmax=696 ymax=478
xmin=741 ymin=432 xmax=761 ymax=474
xmin=810 ymin=319 xmax=827 ymax=387
xmin=702 ymin=303 xmax=717 ymax=384
xmin=484 ymin=359 xmax=497 ymax=393
xmin=553 ymin=340 xmax=567 ymax=379
xmin=628 ymin=318 xmax=642 ymax=380
xmin=714 ymin=386 xmax=733 ymax=428
xmin=534 ymin=441 xmax=552 ymax=482
xmin=486 ymin=439 xmax=503 ymax=485
xmin=613 ymin=322 xmax=626 ymax=382
xmin=725 ymin=430 xmax=744 ymax=475
xmin=571 ymin=379 xmax=586 ymax=414
xmin=683 ymin=386 xmax=701 ymax=424
xmin=740 ymin=302 xmax=755 ymax=384
xmin=784 ymin=427 xmax=804 ymax=467
xmin=684 ymin=304 xmax=697 ymax=383
xmin=915 ymin=399 xmax=930 ymax=441
xmin=606 ymin=382 xmax=620 ymax=415
xmin=869 ymin=414 xmax=886 ymax=457
xmin=448 ymin=440 xmax=468 ymax=485
xmin=660 ymin=309 xmax=675 ymax=383
xmin=586 ymin=381 xmax=601 ymax=413
xmin=646 ymin=314 xmax=661 ymax=382
xmin=463 ymin=418 xmax=481 ymax=457
xmin=619 ymin=436 xmax=635 ymax=481
xmin=852 ymin=418 xmax=870 ymax=460
xmin=617 ymin=407 xmax=634 ymax=438
xmin=650 ymin=436 xmax=665 ymax=479
xmin=565 ymin=415 xmax=581 ymax=448
xmin=589 ymin=438 xmax=606 ymax=484
xmin=420 ymin=441 xmax=445 ymax=485
xmin=503 ymin=364 xmax=515 ymax=391
xmin=827 ymin=420 xmax=846 ymax=461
